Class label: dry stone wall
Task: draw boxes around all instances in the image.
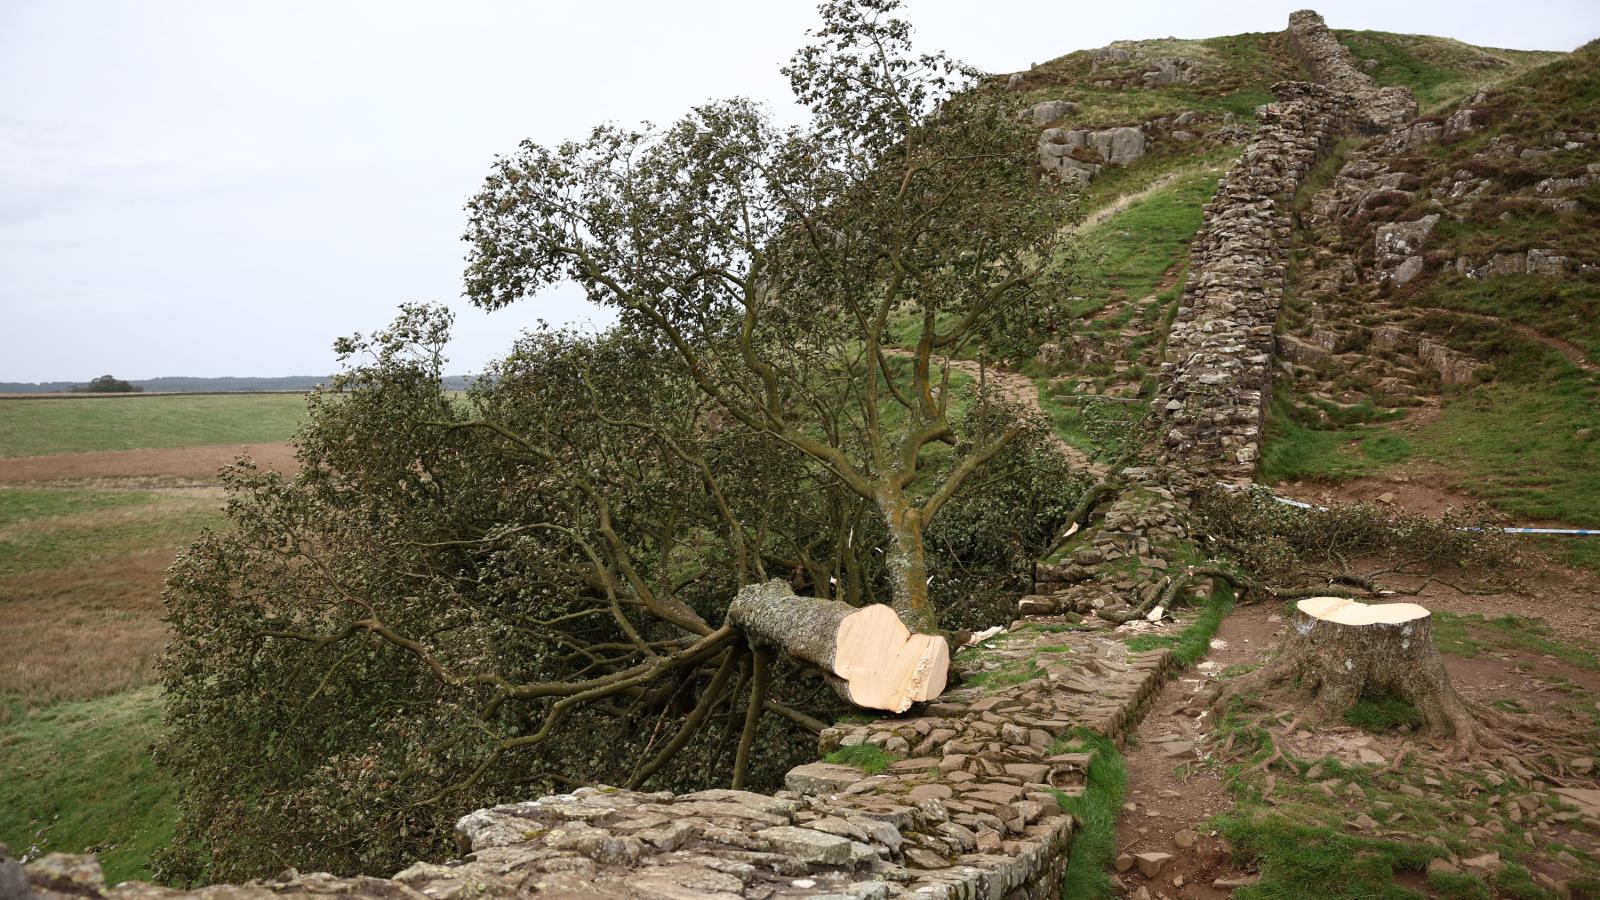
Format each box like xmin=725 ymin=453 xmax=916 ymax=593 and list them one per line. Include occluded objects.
xmin=1154 ymin=11 xmax=1417 ymax=482
xmin=2 ymin=630 xmax=1174 ymax=900
xmin=1285 ymin=10 xmax=1417 ymax=129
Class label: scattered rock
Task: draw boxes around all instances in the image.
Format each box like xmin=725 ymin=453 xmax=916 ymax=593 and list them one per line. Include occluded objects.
xmin=1136 ymin=851 xmax=1173 ymax=878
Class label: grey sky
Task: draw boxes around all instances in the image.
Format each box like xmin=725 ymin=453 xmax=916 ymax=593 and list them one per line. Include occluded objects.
xmin=2 ymin=0 xmax=1594 ymax=382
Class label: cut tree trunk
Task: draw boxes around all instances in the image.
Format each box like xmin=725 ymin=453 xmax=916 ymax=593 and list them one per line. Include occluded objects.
xmin=879 ymin=498 xmax=939 ymax=634
xmin=727 ymin=579 xmax=948 ymax=713
xmin=1216 ymin=596 xmax=1507 ymax=757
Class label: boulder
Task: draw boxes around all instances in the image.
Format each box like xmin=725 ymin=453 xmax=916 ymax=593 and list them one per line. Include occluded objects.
xmin=1374 ymin=215 xmax=1439 ymax=259
xmin=1526 ymin=248 xmax=1569 ymax=276
xmin=1091 ymin=126 xmax=1147 ymax=166
xmin=1031 ymin=100 xmax=1078 ymax=128
xmin=1388 ymin=255 xmax=1424 ymax=286
xmin=786 ymin=762 xmax=865 ymax=795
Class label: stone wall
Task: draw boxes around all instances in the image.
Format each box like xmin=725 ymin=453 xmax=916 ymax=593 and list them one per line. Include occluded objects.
xmin=1153 ymin=81 xmax=1357 ymax=481
xmin=1154 ymin=10 xmax=1417 ymax=482
xmin=3 ymin=629 xmax=1174 ymax=900
xmin=1285 ymin=10 xmax=1418 ymax=129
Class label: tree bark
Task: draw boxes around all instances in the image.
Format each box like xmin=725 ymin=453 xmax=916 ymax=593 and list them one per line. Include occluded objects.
xmin=727 ymin=579 xmax=948 ymax=713
xmin=879 ymin=496 xmax=938 ymax=633
xmin=1216 ymin=596 xmax=1506 ymax=757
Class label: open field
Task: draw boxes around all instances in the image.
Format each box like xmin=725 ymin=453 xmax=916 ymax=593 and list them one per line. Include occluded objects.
xmin=0 ymin=392 xmax=304 ymax=880
xmin=0 ymin=394 xmax=306 ymax=458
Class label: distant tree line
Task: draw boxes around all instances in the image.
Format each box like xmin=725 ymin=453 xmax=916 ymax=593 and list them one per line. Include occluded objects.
xmin=71 ymin=375 xmax=142 ymax=393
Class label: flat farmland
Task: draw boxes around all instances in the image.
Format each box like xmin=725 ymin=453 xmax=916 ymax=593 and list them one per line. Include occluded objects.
xmin=0 ymin=394 xmax=306 ymax=458
xmin=0 ymin=392 xmax=306 ymax=883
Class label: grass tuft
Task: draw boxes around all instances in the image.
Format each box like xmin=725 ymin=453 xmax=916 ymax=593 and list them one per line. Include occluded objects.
xmin=822 ymin=744 xmax=899 ymax=774
xmin=1124 ymin=584 xmax=1235 ymax=667
xmin=1052 ymin=730 xmax=1128 ymax=900
xmin=1343 ymin=693 xmax=1424 ymax=732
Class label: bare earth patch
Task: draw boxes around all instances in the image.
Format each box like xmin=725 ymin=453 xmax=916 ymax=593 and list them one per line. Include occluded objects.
xmin=0 ymin=442 xmax=297 ymax=484
xmin=1111 ymin=604 xmax=1280 ymax=896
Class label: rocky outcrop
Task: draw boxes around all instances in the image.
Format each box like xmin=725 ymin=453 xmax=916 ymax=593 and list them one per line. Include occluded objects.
xmin=1037 ymin=125 xmax=1146 ymax=184
xmin=1285 ymin=10 xmax=1417 ymax=129
xmin=1154 ymin=80 xmax=1358 ymax=481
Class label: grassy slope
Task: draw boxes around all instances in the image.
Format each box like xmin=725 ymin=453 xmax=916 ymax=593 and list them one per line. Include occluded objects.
xmin=1262 ymin=42 xmax=1599 ymax=568
xmin=1036 ymin=159 xmax=1226 ymax=454
xmin=0 ymin=397 xmax=261 ymax=879
xmin=0 ymin=394 xmax=306 ymax=457
xmin=0 ymin=689 xmax=174 ymax=886
xmin=1333 ymin=29 xmax=1564 ymax=112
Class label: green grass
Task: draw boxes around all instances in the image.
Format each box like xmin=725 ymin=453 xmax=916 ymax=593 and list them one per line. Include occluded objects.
xmin=1408 ymin=379 xmax=1599 ymax=520
xmin=1428 ymin=868 xmax=1493 ymax=899
xmin=0 ymin=395 xmax=307 ymax=457
xmin=1052 ymin=730 xmax=1128 ymax=900
xmin=1123 ymin=584 xmax=1235 ymax=666
xmin=1333 ymin=30 xmax=1564 ymax=111
xmin=0 ymin=488 xmax=222 ymax=578
xmin=1072 ymin=166 xmax=1222 ymax=318
xmin=1258 ymin=387 xmax=1415 ymax=484
xmin=822 ymin=744 xmax=899 ymax=774
xmin=1432 ymin=612 xmax=1600 ymax=671
xmin=1217 ymin=812 xmax=1435 ymax=899
xmin=0 ymin=488 xmax=153 ymax=524
xmin=1343 ymin=694 xmax=1425 ymax=732
xmin=0 ymin=688 xmax=175 ymax=885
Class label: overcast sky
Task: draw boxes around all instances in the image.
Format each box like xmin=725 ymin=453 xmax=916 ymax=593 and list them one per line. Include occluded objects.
xmin=2 ymin=1 xmax=1594 ymax=382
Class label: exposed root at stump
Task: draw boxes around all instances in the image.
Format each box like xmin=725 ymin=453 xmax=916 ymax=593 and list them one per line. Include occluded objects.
xmin=1214 ymin=597 xmax=1517 ymax=761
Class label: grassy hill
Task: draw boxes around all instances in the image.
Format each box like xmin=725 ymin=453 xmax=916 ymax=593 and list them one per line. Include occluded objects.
xmin=1263 ymin=39 xmax=1599 ymax=568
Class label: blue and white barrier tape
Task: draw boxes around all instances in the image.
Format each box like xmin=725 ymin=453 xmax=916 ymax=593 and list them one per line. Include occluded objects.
xmin=1218 ymin=482 xmax=1598 ymax=536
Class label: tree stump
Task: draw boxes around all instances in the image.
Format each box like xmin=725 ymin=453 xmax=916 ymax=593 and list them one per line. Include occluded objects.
xmin=1216 ymin=596 xmax=1504 ymax=757
xmin=727 ymin=579 xmax=948 ymax=713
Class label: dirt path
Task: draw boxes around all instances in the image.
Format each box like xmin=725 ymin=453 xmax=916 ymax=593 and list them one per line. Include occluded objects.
xmin=1110 ymin=605 xmax=1280 ymax=897
xmin=1072 ymin=171 xmax=1187 ymax=234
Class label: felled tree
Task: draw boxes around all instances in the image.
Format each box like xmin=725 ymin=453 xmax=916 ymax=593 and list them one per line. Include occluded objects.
xmin=462 ymin=0 xmax=1074 ymax=634
xmin=158 ymin=2 xmax=1082 ymax=881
